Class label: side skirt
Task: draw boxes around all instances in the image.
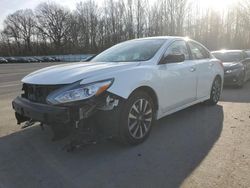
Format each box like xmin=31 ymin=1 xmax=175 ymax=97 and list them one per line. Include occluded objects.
xmin=156 ymin=96 xmax=210 ymax=120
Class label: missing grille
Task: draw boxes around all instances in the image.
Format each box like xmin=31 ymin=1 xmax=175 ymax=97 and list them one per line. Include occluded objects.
xmin=22 ymin=84 xmax=65 ymax=104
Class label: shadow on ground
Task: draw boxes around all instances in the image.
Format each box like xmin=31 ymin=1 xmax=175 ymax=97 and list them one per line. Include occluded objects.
xmin=221 ymin=81 xmax=250 ymax=103
xmin=0 ymin=104 xmax=224 ymax=188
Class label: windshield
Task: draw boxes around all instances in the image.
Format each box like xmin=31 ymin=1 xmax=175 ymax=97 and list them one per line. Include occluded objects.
xmin=212 ymin=52 xmax=244 ymax=62
xmin=91 ymin=39 xmax=166 ymax=62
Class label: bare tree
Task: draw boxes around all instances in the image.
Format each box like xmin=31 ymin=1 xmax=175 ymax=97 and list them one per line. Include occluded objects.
xmin=124 ymin=0 xmax=134 ymax=39
xmin=75 ymin=0 xmax=99 ymax=52
xmin=36 ymin=2 xmax=72 ymax=52
xmin=134 ymin=0 xmax=148 ymax=38
xmin=3 ymin=9 xmax=36 ymax=53
xmin=2 ymin=10 xmax=36 ymax=55
xmin=1 ymin=0 xmax=250 ymax=56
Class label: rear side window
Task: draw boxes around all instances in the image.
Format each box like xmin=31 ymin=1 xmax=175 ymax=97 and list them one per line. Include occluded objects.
xmin=188 ymin=42 xmax=210 ymax=60
xmin=166 ymin=40 xmax=190 ymax=60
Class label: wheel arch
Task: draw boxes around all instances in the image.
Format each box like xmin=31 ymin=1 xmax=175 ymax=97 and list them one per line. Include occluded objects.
xmin=214 ymin=74 xmax=222 ymax=84
xmin=210 ymin=74 xmax=223 ymax=94
xmin=129 ymin=86 xmax=159 ymax=111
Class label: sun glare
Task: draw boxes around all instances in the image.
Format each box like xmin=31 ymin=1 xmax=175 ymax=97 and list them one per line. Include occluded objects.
xmin=198 ymin=0 xmax=239 ymax=12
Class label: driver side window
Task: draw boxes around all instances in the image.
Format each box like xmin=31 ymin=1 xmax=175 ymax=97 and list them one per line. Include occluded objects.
xmin=166 ymin=40 xmax=190 ymax=60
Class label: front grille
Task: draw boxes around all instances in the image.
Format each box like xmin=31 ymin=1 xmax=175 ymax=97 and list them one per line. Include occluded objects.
xmin=22 ymin=84 xmax=65 ymax=104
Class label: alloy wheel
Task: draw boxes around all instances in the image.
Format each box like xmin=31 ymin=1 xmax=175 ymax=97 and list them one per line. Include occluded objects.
xmin=212 ymin=79 xmax=221 ymax=103
xmin=127 ymin=98 xmax=153 ymax=139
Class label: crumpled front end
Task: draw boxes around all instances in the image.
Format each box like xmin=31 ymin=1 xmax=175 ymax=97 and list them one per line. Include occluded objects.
xmin=12 ymin=83 xmax=121 ymax=141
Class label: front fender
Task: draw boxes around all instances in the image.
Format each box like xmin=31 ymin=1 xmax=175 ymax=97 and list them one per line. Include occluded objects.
xmin=80 ymin=65 xmax=160 ymax=99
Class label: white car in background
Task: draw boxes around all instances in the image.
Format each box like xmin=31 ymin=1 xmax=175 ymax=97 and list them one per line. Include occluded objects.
xmin=12 ymin=37 xmax=224 ymax=145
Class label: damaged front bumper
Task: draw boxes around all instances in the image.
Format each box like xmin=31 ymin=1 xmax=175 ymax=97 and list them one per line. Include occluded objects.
xmin=12 ymin=93 xmax=120 ymax=126
xmin=13 ymin=96 xmax=71 ymax=125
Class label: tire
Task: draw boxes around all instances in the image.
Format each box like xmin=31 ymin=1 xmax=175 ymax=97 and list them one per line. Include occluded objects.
xmin=118 ymin=91 xmax=155 ymax=145
xmin=236 ymin=73 xmax=245 ymax=88
xmin=206 ymin=76 xmax=222 ymax=105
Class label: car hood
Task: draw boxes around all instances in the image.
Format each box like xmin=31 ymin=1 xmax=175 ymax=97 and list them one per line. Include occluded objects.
xmin=223 ymin=62 xmax=242 ymax=70
xmin=22 ymin=62 xmax=140 ymax=85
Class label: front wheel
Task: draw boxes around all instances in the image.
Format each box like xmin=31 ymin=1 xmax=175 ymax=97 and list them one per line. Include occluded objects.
xmin=236 ymin=72 xmax=245 ymax=88
xmin=118 ymin=91 xmax=155 ymax=145
xmin=206 ymin=77 xmax=222 ymax=105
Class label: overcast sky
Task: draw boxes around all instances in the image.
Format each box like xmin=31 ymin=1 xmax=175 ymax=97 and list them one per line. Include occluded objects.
xmin=0 ymin=0 xmax=80 ymax=29
xmin=0 ymin=0 xmax=237 ymax=29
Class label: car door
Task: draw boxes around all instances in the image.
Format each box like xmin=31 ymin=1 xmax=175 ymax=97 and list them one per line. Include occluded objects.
xmin=157 ymin=40 xmax=197 ymax=113
xmin=244 ymin=59 xmax=250 ymax=80
xmin=187 ymin=41 xmax=215 ymax=99
xmin=247 ymin=60 xmax=250 ymax=80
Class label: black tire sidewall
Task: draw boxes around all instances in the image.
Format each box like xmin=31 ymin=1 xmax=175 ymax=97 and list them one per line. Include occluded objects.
xmin=208 ymin=77 xmax=222 ymax=105
xmin=118 ymin=91 xmax=155 ymax=145
xmin=237 ymin=72 xmax=245 ymax=87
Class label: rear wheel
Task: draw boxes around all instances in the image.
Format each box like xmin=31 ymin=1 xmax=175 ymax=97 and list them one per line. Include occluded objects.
xmin=118 ymin=91 xmax=155 ymax=145
xmin=206 ymin=77 xmax=222 ymax=105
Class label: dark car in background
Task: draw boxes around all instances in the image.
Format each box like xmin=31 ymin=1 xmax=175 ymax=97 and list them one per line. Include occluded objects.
xmin=41 ymin=56 xmax=56 ymax=62
xmin=5 ymin=57 xmax=19 ymax=63
xmin=16 ymin=57 xmax=32 ymax=63
xmin=0 ymin=57 xmax=8 ymax=63
xmin=212 ymin=50 xmax=250 ymax=87
xmin=34 ymin=57 xmax=43 ymax=62
xmin=52 ymin=57 xmax=61 ymax=62
xmin=2 ymin=55 xmax=90 ymax=63
xmin=27 ymin=57 xmax=39 ymax=62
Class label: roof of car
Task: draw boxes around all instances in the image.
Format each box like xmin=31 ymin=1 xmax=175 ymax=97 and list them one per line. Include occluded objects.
xmin=131 ymin=36 xmax=189 ymax=41
xmin=212 ymin=50 xmax=243 ymax=53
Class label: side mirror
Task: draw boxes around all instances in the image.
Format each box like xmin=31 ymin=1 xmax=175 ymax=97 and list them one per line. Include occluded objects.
xmin=160 ymin=54 xmax=185 ymax=64
xmin=81 ymin=55 xmax=96 ymax=62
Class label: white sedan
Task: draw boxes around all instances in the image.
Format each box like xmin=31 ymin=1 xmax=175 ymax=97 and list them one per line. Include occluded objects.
xmin=12 ymin=37 xmax=224 ymax=145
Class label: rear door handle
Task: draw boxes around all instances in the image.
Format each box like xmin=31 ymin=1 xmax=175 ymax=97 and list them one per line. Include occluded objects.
xmin=190 ymin=67 xmax=196 ymax=72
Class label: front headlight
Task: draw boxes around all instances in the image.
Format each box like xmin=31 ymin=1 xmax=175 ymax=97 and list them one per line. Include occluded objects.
xmin=47 ymin=79 xmax=113 ymax=104
xmin=226 ymin=70 xmax=233 ymax=74
xmin=225 ymin=66 xmax=244 ymax=74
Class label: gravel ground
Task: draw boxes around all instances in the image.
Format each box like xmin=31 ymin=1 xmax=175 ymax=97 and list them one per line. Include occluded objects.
xmin=0 ymin=63 xmax=249 ymax=188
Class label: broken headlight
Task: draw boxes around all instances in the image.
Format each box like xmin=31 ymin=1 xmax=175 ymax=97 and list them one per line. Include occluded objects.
xmin=47 ymin=79 xmax=113 ymax=104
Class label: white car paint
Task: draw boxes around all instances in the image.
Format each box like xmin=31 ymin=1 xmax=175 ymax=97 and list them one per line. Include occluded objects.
xmin=22 ymin=37 xmax=224 ymax=120
xmin=22 ymin=61 xmax=140 ymax=85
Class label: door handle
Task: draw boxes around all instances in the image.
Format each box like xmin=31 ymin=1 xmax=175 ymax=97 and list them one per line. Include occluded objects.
xmin=190 ymin=67 xmax=196 ymax=72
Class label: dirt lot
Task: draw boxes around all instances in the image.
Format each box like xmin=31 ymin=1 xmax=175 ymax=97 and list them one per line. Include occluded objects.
xmin=0 ymin=63 xmax=249 ymax=188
